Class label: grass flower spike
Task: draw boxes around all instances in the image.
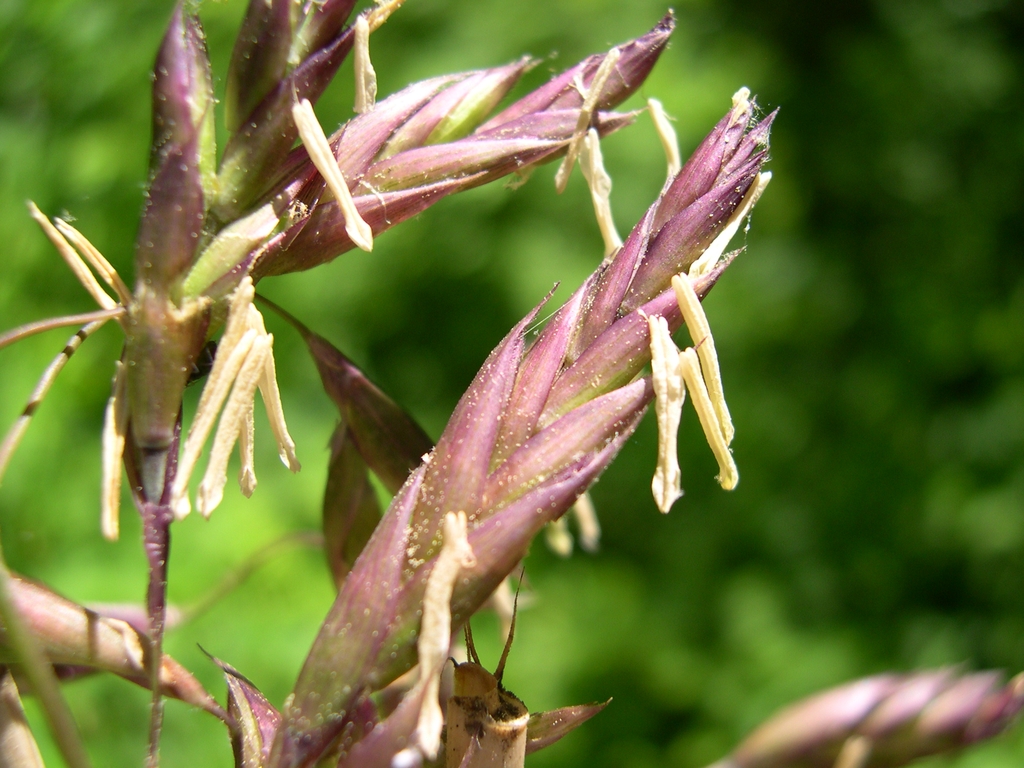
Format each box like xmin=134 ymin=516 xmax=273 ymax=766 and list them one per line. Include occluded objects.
xmin=267 ymin=89 xmax=774 ymax=766
xmin=412 ymin=511 xmax=477 ymax=760
xmin=648 ymin=312 xmax=686 ymax=511
xmin=712 ymin=669 xmax=1024 ymax=768
xmin=1 ymin=4 xmax=905 ymax=767
xmin=2 ymin=4 xmax=1022 ymax=768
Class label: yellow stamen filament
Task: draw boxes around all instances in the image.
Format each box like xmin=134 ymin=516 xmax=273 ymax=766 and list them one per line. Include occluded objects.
xmin=689 ymin=171 xmax=772 ymax=278
xmin=648 ymin=98 xmax=681 ymax=180
xmin=555 ymin=47 xmax=621 ymax=194
xmin=353 ymin=15 xmax=377 ymax=114
xmin=679 ymin=348 xmax=738 ymax=490
xmin=101 ymin=361 xmax=129 ymax=541
xmin=572 ymin=491 xmax=601 ymax=552
xmin=647 ymin=313 xmax=685 ymax=512
xmin=27 ymin=202 xmax=117 ymax=310
xmin=579 ymin=128 xmax=622 ymax=257
xmin=672 ymin=274 xmax=734 ymax=445
xmin=52 ymin=219 xmax=131 ymax=305
xmin=197 ymin=335 xmax=271 ymax=517
xmin=292 ymin=99 xmax=373 ymax=252
xmin=414 ymin=511 xmax=477 ymax=759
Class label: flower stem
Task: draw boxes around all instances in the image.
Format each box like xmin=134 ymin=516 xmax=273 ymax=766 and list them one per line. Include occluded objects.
xmin=0 ymin=542 xmax=92 ymax=768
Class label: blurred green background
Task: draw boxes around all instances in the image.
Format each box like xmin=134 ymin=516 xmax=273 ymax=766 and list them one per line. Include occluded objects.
xmin=1 ymin=0 xmax=1023 ymax=765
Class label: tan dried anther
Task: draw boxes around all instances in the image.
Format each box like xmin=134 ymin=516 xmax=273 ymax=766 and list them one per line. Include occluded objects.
xmin=174 ymin=325 xmax=257 ymax=516
xmin=366 ymin=0 xmax=406 ymax=31
xmin=171 ymin=277 xmax=299 ymax=519
xmin=679 ymin=347 xmax=738 ymax=490
xmin=579 ymin=128 xmax=622 ymax=257
xmin=171 ymin=279 xmax=257 ymax=517
xmin=647 ymin=97 xmax=681 ymax=181
xmin=730 ymin=86 xmax=752 ymax=126
xmin=197 ymin=334 xmax=271 ymax=517
xmin=292 ymin=98 xmax=374 ymax=252
xmin=101 ymin=361 xmax=129 ymax=541
xmin=251 ymin=310 xmax=300 ymax=472
xmin=544 ymin=515 xmax=573 ymax=557
xmin=52 ymin=219 xmax=132 ymax=305
xmin=555 ymin=47 xmax=621 ymax=194
xmin=834 ymin=736 xmax=873 ymax=768
xmin=110 ymin=617 xmax=148 ymax=672
xmin=18 ymin=205 xmax=131 ymax=530
xmin=484 ymin=576 xmax=516 ymax=643
xmin=27 ymin=202 xmax=118 ymax=311
xmin=672 ymin=274 xmax=733 ymax=445
xmin=646 ymin=312 xmax=685 ymax=512
xmin=413 ymin=511 xmax=477 ymax=759
xmin=353 ymin=15 xmax=377 ymax=113
xmin=689 ymin=170 xmax=772 ymax=278
xmin=572 ymin=491 xmax=601 ymax=552
xmin=238 ymin=401 xmax=256 ymax=497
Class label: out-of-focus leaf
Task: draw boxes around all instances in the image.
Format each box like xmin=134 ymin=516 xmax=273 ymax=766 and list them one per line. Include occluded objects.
xmin=257 ymin=297 xmax=432 ymax=493
xmin=304 ymin=333 xmax=432 ymax=493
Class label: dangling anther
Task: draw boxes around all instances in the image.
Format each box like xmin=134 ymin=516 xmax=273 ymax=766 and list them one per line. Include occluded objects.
xmin=646 ymin=312 xmax=686 ymax=512
xmin=412 ymin=511 xmax=476 ymax=759
xmin=688 ymin=171 xmax=771 ymax=278
xmin=353 ymin=15 xmax=377 ymax=113
xmin=555 ymin=47 xmax=621 ymax=194
xmin=27 ymin=202 xmax=117 ymax=310
xmin=647 ymin=98 xmax=681 ymax=182
xmin=572 ymin=492 xmax=601 ymax=553
xmin=170 ymin=277 xmax=298 ymax=519
xmin=672 ymin=274 xmax=734 ymax=445
xmin=101 ymin=360 xmax=129 ymax=540
xmin=679 ymin=347 xmax=738 ymax=490
xmin=579 ymin=128 xmax=622 ymax=258
xmin=292 ymin=99 xmax=373 ymax=252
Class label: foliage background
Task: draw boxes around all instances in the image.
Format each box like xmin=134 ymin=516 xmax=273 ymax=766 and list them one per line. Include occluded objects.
xmin=1 ymin=0 xmax=1023 ymax=765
